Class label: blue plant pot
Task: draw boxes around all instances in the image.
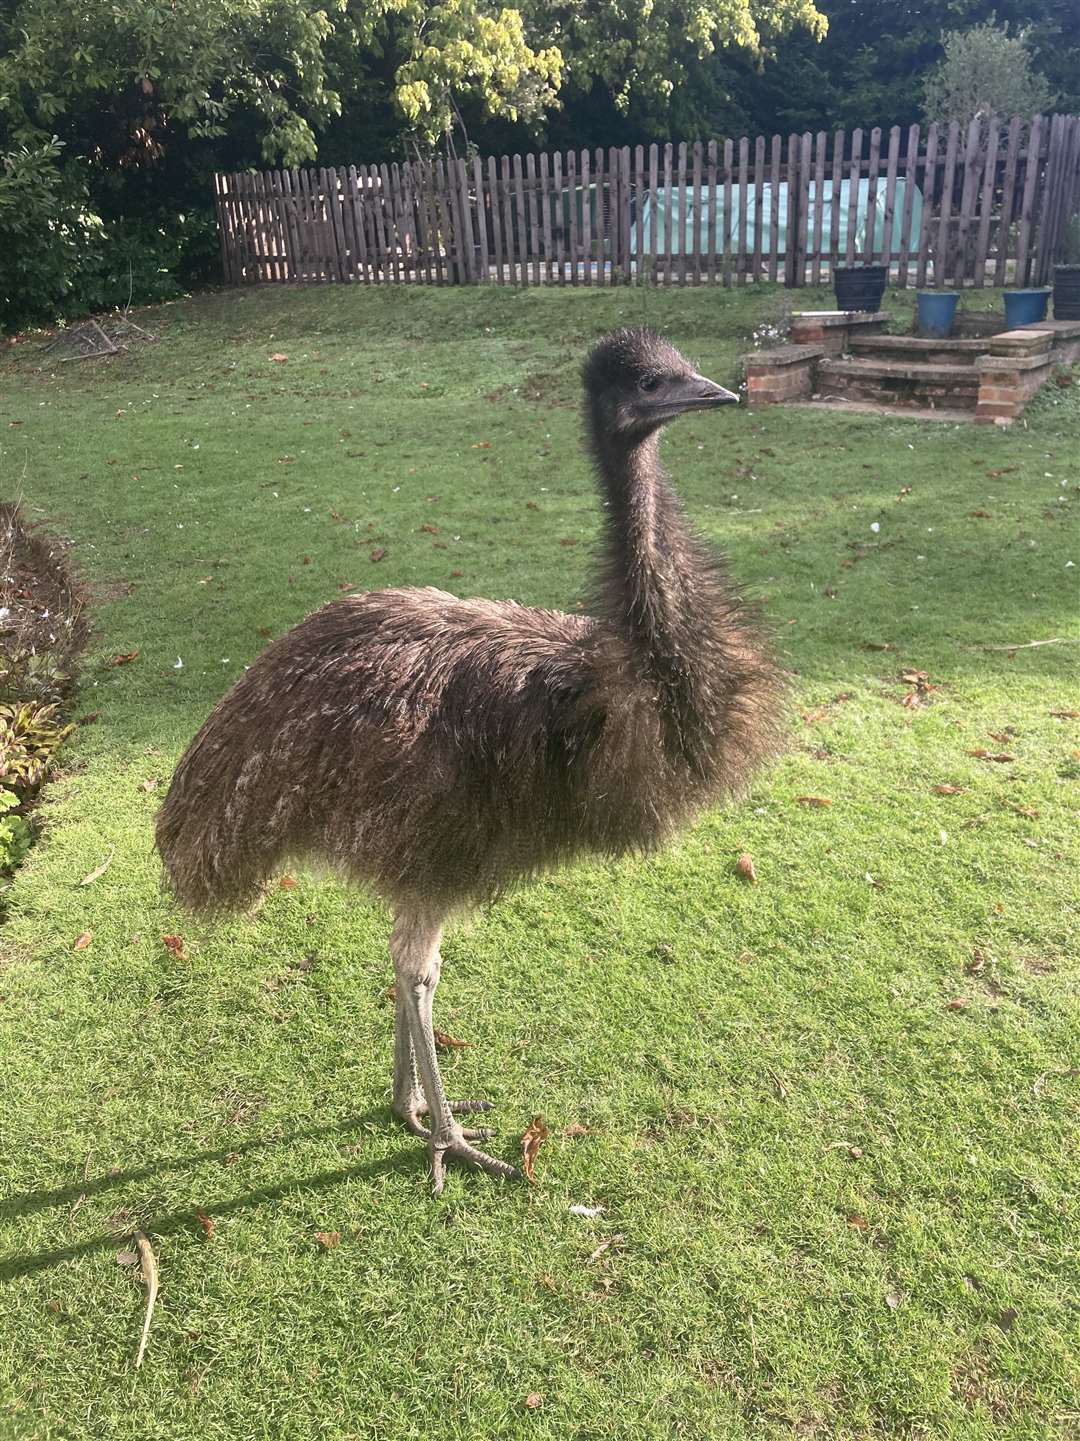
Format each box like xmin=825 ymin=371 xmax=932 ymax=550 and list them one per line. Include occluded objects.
xmin=916 ymin=290 xmax=959 ymax=338
xmin=1003 ymin=288 xmax=1051 ymax=328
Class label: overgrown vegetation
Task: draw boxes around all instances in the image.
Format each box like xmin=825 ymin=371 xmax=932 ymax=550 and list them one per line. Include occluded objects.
xmin=0 ymin=283 xmax=1076 ymax=1439
xmin=0 ymin=503 xmax=86 ymax=897
xmin=922 ymin=22 xmax=1055 ymax=129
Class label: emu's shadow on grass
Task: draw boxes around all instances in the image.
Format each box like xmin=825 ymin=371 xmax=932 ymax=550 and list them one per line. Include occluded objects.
xmin=0 ymin=1110 xmax=424 ymax=1282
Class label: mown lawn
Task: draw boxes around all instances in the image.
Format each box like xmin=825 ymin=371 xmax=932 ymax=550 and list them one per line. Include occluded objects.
xmin=0 ymin=281 xmax=1077 ymax=1441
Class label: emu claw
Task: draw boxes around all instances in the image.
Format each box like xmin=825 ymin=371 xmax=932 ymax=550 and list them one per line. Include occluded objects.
xmin=430 ymin=1132 xmax=522 ymax=1197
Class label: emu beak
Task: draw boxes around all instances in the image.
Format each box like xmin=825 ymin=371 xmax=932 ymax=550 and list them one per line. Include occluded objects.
xmin=685 ymin=372 xmax=740 ymax=408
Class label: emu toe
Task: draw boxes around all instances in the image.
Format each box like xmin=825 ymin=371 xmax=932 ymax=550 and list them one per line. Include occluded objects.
xmin=393 ymin=1095 xmax=496 ymax=1141
xmin=429 ymin=1129 xmax=522 ymax=1197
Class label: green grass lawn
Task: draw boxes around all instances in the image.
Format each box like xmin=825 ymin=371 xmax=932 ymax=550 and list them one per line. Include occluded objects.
xmin=1 ymin=280 xmax=1078 ymax=1441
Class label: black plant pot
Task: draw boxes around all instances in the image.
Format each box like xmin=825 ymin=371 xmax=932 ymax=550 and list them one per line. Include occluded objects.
xmin=1053 ymin=264 xmax=1080 ymax=320
xmin=834 ymin=265 xmax=888 ymax=312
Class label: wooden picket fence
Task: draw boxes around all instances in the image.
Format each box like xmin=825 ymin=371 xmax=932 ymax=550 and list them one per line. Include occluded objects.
xmin=215 ymin=113 xmax=1080 ymax=290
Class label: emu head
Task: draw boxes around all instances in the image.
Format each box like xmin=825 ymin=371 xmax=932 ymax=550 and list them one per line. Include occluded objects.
xmin=582 ymin=327 xmax=739 ymax=442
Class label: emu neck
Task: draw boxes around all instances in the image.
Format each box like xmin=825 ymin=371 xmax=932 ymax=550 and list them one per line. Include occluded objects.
xmin=592 ymin=426 xmax=718 ymax=770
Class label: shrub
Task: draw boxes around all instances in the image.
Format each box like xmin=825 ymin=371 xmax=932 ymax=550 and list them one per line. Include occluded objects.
xmin=0 ymin=788 xmax=32 ymax=873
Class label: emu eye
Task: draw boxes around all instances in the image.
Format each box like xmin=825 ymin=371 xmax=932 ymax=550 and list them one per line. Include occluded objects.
xmin=638 ymin=374 xmax=661 ymax=393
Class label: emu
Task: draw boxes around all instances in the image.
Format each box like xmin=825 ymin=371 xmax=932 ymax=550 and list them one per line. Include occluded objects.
xmin=156 ymin=328 xmax=784 ymax=1194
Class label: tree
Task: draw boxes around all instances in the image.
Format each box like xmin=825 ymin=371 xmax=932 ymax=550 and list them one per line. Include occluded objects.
xmin=922 ymin=22 xmax=1054 ymax=128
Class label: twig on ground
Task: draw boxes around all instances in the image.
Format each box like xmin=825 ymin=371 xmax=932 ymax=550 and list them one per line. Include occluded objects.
xmin=975 ymin=637 xmax=1072 ymax=652
xmin=133 ymin=1232 xmax=159 ymax=1369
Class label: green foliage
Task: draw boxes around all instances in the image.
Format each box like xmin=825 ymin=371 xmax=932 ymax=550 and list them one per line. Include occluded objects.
xmin=922 ymin=22 xmax=1055 ymax=129
xmin=0 ymin=138 xmax=105 ymax=332
xmin=0 ymin=701 xmax=74 ymax=795
xmin=0 ymin=787 xmax=31 ymax=872
xmin=0 ymin=648 xmax=70 ymax=706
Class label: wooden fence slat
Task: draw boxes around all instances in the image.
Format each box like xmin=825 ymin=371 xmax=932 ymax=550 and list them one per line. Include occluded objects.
xmin=432 ymin=158 xmax=452 ymax=284
xmin=591 ymin=148 xmax=605 ymax=285
xmin=328 ymin=167 xmax=349 ymax=282
xmin=1015 ymin=116 xmax=1045 ymax=286
xmin=736 ymin=137 xmax=749 ymax=284
xmin=936 ymin=122 xmax=961 ymax=286
xmin=954 ymin=117 xmax=983 ymax=284
xmin=863 ymin=127 xmax=881 ymax=264
xmin=383 ymin=163 xmax=403 ymax=283
xmin=675 ymin=141 xmax=687 ymax=285
xmin=524 ymin=154 xmax=536 ymax=283
xmin=661 ymin=142 xmax=673 ymax=284
xmin=844 ymin=128 xmax=862 ymax=268
xmin=362 ymin=164 xmax=382 ymax=281
xmin=994 ymin=117 xmax=1022 ymax=287
xmin=404 ymin=163 xmax=426 ymax=284
xmin=784 ymin=134 xmax=799 ymax=285
xmin=797 ymin=132 xmax=812 ymax=285
xmin=972 ymin=117 xmax=999 ymax=287
xmin=620 ymin=146 xmax=633 ymax=283
xmin=580 ymin=150 xmax=592 ymax=286
xmin=706 ymin=141 xmax=718 ymax=284
xmin=604 ymin=145 xmax=618 ymax=284
xmin=279 ymin=170 xmax=298 ymax=283
xmin=421 ymin=160 xmax=441 ymax=284
xmin=751 ymin=136 xmax=765 ymax=284
xmin=510 ymin=154 xmax=526 ymax=286
xmin=686 ymin=141 xmax=699 ymax=285
xmin=391 ymin=163 xmax=409 ymax=282
xmin=552 ymin=151 xmax=565 ymax=284
xmin=539 ymin=153 xmax=552 ymax=284
xmin=915 ymin=125 xmax=938 ymax=287
xmin=566 ymin=149 xmax=579 ymax=284
xmin=648 ymin=144 xmax=659 ymax=285
xmin=484 ymin=156 xmax=501 ymax=284
xmin=881 ymin=126 xmax=901 ymax=275
xmin=335 ymin=166 xmax=357 ymax=281
xmin=635 ymin=145 xmax=646 ymax=283
xmin=770 ymin=135 xmax=784 ymax=282
xmin=1035 ymin=114 xmax=1068 ymax=283
xmin=896 ymin=125 xmax=919 ymax=288
xmin=458 ymin=157 xmax=476 ymax=282
xmin=213 ymin=175 xmax=232 ymax=283
xmin=468 ymin=157 xmax=485 ymax=283
xmin=827 ymin=131 xmax=843 ymax=278
xmin=810 ymin=132 xmax=826 ymax=285
xmin=497 ymin=155 xmax=515 ymax=284
xmin=527 ymin=153 xmax=540 ymax=284
xmin=722 ymin=139 xmax=734 ymax=287
xmin=293 ymin=170 xmax=312 ymax=281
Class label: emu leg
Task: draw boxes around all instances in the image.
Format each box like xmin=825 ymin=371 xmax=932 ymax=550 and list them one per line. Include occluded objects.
xmin=390 ymin=908 xmax=521 ymax=1196
xmin=391 ymin=997 xmax=494 ymax=1138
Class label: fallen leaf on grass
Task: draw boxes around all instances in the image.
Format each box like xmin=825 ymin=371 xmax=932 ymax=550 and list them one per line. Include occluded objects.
xmin=73 ymin=932 xmax=92 ymax=952
xmin=194 ymin=1208 xmax=215 ymax=1240
xmin=863 ymin=641 xmax=894 ymax=651
xmin=945 ymin=997 xmax=968 ymax=1011
xmin=884 ymin=1290 xmax=903 ymax=1310
xmin=108 ymin=650 xmax=139 ymax=666
xmin=419 ymin=522 xmax=439 ymax=534
xmin=337 ymin=581 xmax=354 ymax=592
xmin=559 ymin=537 xmax=578 ymax=547
xmin=526 ymin=500 xmax=540 ymax=510
xmin=314 ymin=1231 xmax=340 ymax=1250
xmin=432 ymin=1028 xmax=471 ymax=1049
xmin=524 ymin=1393 xmax=542 ymax=1410
xmin=1049 ymin=709 xmax=1079 ymax=719
xmin=564 ymin=1125 xmax=597 ymax=1139
xmin=1007 ymin=804 xmax=1040 ymax=819
xmin=735 ymin=852 xmax=757 ymax=883
xmin=901 ymin=692 xmax=922 ymax=708
xmin=115 ymin=1248 xmax=138 ymax=1267
xmin=969 ymin=509 xmax=993 ymax=518
xmin=996 ymin=1306 xmax=1018 ymax=1332
xmin=279 ymin=875 xmax=297 ymax=890
xmin=968 ymin=748 xmax=1015 ymax=762
xmin=847 ymin=1214 xmax=868 ymax=1229
xmin=521 ymin=1116 xmax=549 ymax=1183
xmin=470 ymin=441 xmax=492 ymax=449
xmin=78 ymin=711 xmax=100 ymax=726
xmin=369 ymin=548 xmax=386 ymax=563
xmin=269 ymin=352 xmax=288 ymax=362
xmin=162 ymin=934 xmax=187 ymax=959
xmin=933 ymin=784 xmax=966 ymax=795
xmin=796 ymin=795 xmax=832 ymax=807
xmin=587 ymin=1233 xmax=624 ymax=1264
xmin=967 ymin=949 xmax=990 ymax=975
xmin=79 ymin=854 xmax=113 ymax=886
xmin=139 ymin=778 xmax=158 ymax=793
xmin=450 ymin=569 xmax=463 ymax=578
xmin=569 ymin=1203 xmax=605 ymax=1216
xmin=801 ymin=707 xmax=829 ymax=724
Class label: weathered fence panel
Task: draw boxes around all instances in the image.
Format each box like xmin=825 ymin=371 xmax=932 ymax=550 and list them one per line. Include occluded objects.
xmin=216 ymin=114 xmax=1080 ymax=290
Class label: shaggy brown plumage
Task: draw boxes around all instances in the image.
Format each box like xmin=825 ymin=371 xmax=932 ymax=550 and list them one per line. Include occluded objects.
xmin=156 ymin=328 xmax=785 ymax=1193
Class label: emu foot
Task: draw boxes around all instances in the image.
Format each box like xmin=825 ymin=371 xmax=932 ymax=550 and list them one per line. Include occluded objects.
xmin=393 ymin=1096 xmax=495 ymax=1141
xmin=430 ymin=1129 xmax=522 ymax=1198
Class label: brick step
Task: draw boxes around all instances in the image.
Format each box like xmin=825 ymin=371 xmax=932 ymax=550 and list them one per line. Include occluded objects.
xmin=817 ymin=358 xmax=980 ymax=410
xmin=848 ymin=334 xmax=987 ymax=365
